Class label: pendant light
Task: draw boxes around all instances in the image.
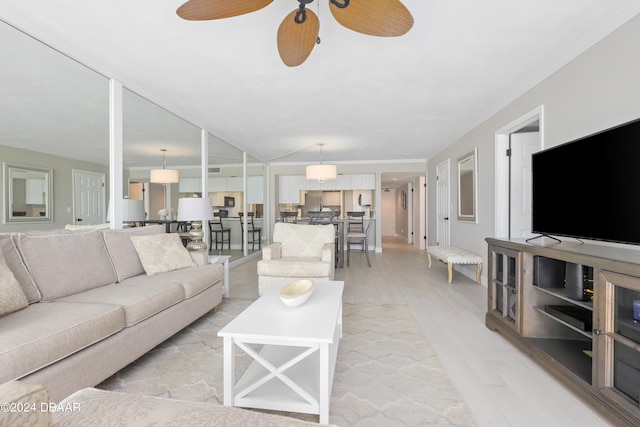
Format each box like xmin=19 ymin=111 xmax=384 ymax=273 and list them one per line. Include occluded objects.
xmin=306 ymin=144 xmax=336 ymax=182
xmin=150 ymin=149 xmax=179 ymax=184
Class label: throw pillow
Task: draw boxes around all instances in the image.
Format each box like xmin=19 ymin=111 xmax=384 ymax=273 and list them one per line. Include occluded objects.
xmin=0 ymin=252 xmax=28 ymax=317
xmin=130 ymin=233 xmax=196 ymax=276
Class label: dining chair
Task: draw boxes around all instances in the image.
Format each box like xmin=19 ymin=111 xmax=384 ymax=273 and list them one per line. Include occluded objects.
xmin=346 ymin=211 xmax=365 ymax=232
xmin=239 ymin=212 xmax=262 ymax=251
xmin=308 ymin=210 xmax=335 ymax=225
xmin=347 ymin=215 xmax=373 ymax=267
xmin=208 ymin=211 xmax=230 ymax=251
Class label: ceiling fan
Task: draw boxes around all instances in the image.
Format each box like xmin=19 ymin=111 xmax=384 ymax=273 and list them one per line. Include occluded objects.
xmin=176 ymin=0 xmax=414 ymax=67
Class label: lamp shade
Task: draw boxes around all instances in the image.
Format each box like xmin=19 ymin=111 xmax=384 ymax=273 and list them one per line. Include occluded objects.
xmin=122 ymin=199 xmax=146 ymax=221
xmin=107 ymin=198 xmax=146 ymax=222
xmin=306 ymin=164 xmax=337 ymax=181
xmin=150 ymin=168 xmax=179 ymax=184
xmin=177 ymin=197 xmax=214 ymax=221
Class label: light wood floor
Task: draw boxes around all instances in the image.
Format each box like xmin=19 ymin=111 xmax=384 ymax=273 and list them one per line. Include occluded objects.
xmin=229 ymin=236 xmax=614 ymax=427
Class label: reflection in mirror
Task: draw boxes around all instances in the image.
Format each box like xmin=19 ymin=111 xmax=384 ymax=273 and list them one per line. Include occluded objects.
xmin=206 ymin=134 xmax=246 ymax=259
xmin=4 ymin=163 xmax=52 ymax=223
xmin=457 ymin=147 xmax=478 ymax=222
xmin=0 ymin=20 xmax=109 ymax=231
xmin=124 ymin=88 xmax=201 ymax=224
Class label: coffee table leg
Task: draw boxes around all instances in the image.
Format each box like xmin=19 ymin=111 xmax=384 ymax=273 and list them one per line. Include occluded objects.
xmin=319 ymin=342 xmax=329 ymax=424
xmin=223 ymin=336 xmax=235 ymax=406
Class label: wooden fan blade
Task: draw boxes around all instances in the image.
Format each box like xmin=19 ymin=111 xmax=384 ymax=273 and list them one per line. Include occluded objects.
xmin=329 ymin=0 xmax=413 ymax=37
xmin=177 ymin=0 xmax=272 ymax=21
xmin=277 ymin=9 xmax=320 ymax=67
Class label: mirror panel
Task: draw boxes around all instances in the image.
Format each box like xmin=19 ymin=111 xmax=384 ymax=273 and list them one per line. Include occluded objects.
xmin=124 ymin=88 xmax=201 ymax=223
xmin=457 ymin=147 xmax=478 ymax=222
xmin=3 ymin=163 xmax=52 ymax=222
xmin=0 ymin=20 xmax=110 ymax=230
xmin=207 ymin=134 xmax=245 ymax=258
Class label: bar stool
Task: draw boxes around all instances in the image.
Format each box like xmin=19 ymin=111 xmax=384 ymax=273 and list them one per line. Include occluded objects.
xmin=280 ymin=211 xmax=298 ymax=223
xmin=239 ymin=212 xmax=261 ymax=251
xmin=209 ymin=211 xmax=230 ymax=251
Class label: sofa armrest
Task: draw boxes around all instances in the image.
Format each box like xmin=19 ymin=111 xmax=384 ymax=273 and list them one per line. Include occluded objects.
xmin=321 ymin=243 xmax=334 ymax=264
xmin=262 ymin=243 xmax=282 ymax=261
xmin=0 ymin=381 xmax=51 ymax=426
xmin=189 ymin=250 xmax=209 ymax=266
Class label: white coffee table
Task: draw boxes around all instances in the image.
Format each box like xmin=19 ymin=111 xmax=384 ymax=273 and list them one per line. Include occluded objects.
xmin=218 ymin=279 xmax=344 ymax=424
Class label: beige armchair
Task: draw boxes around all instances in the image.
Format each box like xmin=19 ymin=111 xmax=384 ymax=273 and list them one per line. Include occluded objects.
xmin=257 ymin=223 xmax=335 ymax=296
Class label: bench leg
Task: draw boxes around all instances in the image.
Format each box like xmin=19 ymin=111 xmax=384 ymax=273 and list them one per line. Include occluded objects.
xmin=447 ymin=263 xmax=453 ymax=284
xmin=427 ymin=253 xmax=432 ymax=268
xmin=476 ymin=263 xmax=483 ymax=285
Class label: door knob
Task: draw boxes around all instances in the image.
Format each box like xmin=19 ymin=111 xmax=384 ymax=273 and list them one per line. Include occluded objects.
xmin=76 ymin=218 xmax=83 ymax=222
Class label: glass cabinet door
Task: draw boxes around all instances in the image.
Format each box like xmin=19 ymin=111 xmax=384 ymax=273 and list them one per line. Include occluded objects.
xmin=597 ymin=270 xmax=640 ymax=418
xmin=488 ymin=246 xmax=521 ymax=332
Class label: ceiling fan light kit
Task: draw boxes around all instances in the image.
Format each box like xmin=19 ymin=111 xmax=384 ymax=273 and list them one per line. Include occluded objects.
xmin=176 ymin=0 xmax=413 ymax=67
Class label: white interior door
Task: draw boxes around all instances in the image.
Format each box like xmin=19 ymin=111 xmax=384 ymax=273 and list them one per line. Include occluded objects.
xmin=436 ymin=159 xmax=450 ymax=246
xmin=510 ymin=132 xmax=540 ymax=238
xmin=73 ymin=169 xmax=105 ymax=225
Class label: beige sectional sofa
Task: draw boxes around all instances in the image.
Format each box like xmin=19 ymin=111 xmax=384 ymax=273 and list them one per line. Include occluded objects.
xmin=0 ymin=225 xmax=224 ymax=403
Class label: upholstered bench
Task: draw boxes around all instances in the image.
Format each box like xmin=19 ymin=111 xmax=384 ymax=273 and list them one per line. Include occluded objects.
xmin=427 ymin=246 xmax=482 ymax=284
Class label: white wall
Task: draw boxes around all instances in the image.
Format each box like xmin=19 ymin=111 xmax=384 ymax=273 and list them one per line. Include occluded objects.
xmin=427 ymin=14 xmax=640 ymax=282
xmin=381 ymin=189 xmax=396 ymax=236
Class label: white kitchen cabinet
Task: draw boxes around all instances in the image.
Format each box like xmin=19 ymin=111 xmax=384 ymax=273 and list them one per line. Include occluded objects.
xmin=247 ymin=176 xmax=264 ymax=204
xmin=208 ymin=177 xmax=227 ymax=192
xmin=25 ymin=179 xmax=45 ymax=204
xmin=279 ymin=175 xmax=302 ymax=204
xmin=179 ymin=177 xmax=201 ymax=193
xmin=226 ymin=177 xmax=242 ymax=192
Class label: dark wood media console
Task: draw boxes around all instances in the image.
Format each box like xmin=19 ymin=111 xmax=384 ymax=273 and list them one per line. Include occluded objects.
xmin=485 ymin=237 xmax=640 ymax=427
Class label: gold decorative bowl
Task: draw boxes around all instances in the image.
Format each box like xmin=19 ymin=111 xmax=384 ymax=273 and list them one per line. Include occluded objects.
xmin=280 ymin=279 xmax=315 ymax=307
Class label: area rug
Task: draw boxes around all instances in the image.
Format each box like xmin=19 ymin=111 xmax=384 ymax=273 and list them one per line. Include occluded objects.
xmin=98 ymin=299 xmax=475 ymax=426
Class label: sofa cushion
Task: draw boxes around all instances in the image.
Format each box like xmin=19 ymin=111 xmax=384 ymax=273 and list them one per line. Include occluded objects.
xmin=257 ymin=257 xmax=333 ymax=278
xmin=0 ymin=252 xmax=28 ymax=317
xmin=57 ymin=281 xmax=185 ymax=327
xmin=273 ymin=223 xmax=335 ymax=258
xmin=0 ymin=302 xmax=124 ymax=384
xmin=123 ymin=263 xmax=223 ymax=299
xmin=102 ymin=225 xmax=165 ymax=282
xmin=130 ymin=233 xmax=196 ymax=276
xmin=16 ymin=230 xmax=118 ymax=301
xmin=0 ymin=234 xmax=40 ymax=303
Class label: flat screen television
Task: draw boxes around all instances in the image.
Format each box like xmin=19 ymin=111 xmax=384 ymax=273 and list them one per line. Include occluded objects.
xmin=531 ymin=117 xmax=640 ymax=245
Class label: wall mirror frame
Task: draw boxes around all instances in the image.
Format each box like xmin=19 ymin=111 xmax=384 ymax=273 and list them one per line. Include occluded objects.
xmin=457 ymin=147 xmax=478 ymax=223
xmin=3 ymin=163 xmax=53 ymax=223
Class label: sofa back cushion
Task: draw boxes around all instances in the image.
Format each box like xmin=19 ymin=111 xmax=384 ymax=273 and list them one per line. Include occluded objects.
xmin=273 ymin=223 xmax=335 ymax=258
xmin=0 ymin=234 xmax=40 ymax=303
xmin=102 ymin=225 xmax=164 ymax=282
xmin=16 ymin=230 xmax=117 ymax=301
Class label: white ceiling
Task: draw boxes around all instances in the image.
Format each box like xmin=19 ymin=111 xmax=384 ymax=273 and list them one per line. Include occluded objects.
xmin=1 ymin=0 xmax=640 ymax=176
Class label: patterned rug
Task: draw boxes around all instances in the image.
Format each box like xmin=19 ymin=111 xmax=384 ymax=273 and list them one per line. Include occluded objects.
xmin=98 ymin=299 xmax=475 ymax=426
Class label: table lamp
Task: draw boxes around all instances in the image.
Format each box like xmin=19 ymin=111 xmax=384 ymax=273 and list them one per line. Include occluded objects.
xmin=177 ymin=197 xmax=214 ymax=251
xmin=107 ymin=198 xmax=146 ymax=227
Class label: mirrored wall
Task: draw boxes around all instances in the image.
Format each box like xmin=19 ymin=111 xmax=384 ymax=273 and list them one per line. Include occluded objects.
xmin=0 ymin=19 xmax=267 ymax=262
xmin=0 ymin=19 xmax=110 ymax=231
